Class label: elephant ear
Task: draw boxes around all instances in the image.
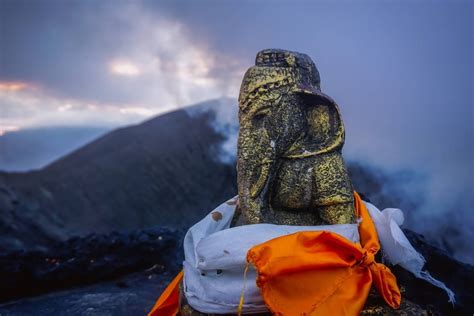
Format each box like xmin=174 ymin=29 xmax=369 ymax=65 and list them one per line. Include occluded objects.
xmin=283 ymin=92 xmax=345 ymax=159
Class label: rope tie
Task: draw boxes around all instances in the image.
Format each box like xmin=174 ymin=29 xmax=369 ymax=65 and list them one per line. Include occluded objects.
xmin=237 ymin=262 xmax=251 ymax=315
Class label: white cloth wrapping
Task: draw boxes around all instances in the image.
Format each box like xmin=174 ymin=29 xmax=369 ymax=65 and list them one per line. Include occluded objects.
xmin=183 ymin=196 xmax=455 ymax=314
xmin=364 ymin=202 xmax=456 ymax=303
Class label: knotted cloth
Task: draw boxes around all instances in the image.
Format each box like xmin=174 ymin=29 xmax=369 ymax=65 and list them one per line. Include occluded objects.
xmin=244 ymin=192 xmax=400 ymax=315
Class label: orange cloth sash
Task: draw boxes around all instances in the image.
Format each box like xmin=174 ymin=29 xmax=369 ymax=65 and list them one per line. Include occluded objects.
xmin=148 ymin=192 xmax=401 ymax=315
xmin=148 ymin=270 xmax=183 ymax=316
xmin=246 ymin=192 xmax=400 ymax=315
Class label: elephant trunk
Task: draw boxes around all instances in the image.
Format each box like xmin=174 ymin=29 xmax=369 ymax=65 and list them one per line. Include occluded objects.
xmin=237 ymin=129 xmax=276 ymax=224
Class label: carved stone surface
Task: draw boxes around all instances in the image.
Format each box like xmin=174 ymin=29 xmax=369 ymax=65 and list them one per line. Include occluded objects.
xmin=235 ymin=49 xmax=355 ymax=226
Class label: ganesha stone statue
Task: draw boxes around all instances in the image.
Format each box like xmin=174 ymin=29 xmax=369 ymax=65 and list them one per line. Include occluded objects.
xmin=179 ymin=49 xmax=356 ymax=315
xmin=234 ymin=49 xmax=355 ymax=226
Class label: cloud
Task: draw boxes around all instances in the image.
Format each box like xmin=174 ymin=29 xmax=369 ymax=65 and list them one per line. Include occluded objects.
xmin=109 ymin=60 xmax=141 ymax=77
xmin=0 ymin=82 xmax=29 ymax=92
xmin=0 ymin=1 xmax=246 ymax=130
xmin=185 ymin=97 xmax=239 ymax=164
xmin=106 ymin=3 xmax=246 ymax=108
xmin=0 ymin=81 xmax=157 ymax=134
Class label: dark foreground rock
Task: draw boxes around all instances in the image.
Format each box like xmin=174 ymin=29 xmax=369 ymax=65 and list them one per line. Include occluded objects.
xmin=357 ymin=229 xmax=473 ymax=316
xmin=0 ymin=269 xmax=176 ymax=316
xmin=391 ymin=230 xmax=474 ymax=315
xmin=0 ymin=226 xmax=472 ymax=315
xmin=0 ymin=226 xmax=184 ymax=303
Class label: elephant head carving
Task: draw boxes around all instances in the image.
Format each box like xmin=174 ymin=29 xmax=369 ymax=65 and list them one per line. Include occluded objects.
xmin=236 ymin=49 xmax=355 ymax=226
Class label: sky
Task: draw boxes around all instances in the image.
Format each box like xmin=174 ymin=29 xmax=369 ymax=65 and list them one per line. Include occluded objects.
xmin=0 ymin=1 xmax=473 ymax=260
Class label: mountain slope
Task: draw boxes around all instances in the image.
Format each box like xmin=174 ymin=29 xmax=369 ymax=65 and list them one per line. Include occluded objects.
xmin=0 ymin=99 xmax=237 ymax=250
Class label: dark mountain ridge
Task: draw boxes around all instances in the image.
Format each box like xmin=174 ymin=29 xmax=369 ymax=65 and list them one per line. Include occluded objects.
xmin=0 ymin=100 xmax=237 ymax=251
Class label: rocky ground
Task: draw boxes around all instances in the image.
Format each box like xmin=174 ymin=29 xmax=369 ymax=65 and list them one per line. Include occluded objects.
xmin=0 ymin=269 xmax=175 ymax=316
xmin=0 ymin=227 xmax=183 ymax=305
xmin=0 ymin=225 xmax=472 ymax=315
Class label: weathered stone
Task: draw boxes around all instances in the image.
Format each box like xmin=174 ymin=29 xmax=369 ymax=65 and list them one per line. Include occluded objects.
xmin=235 ymin=49 xmax=355 ymax=226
